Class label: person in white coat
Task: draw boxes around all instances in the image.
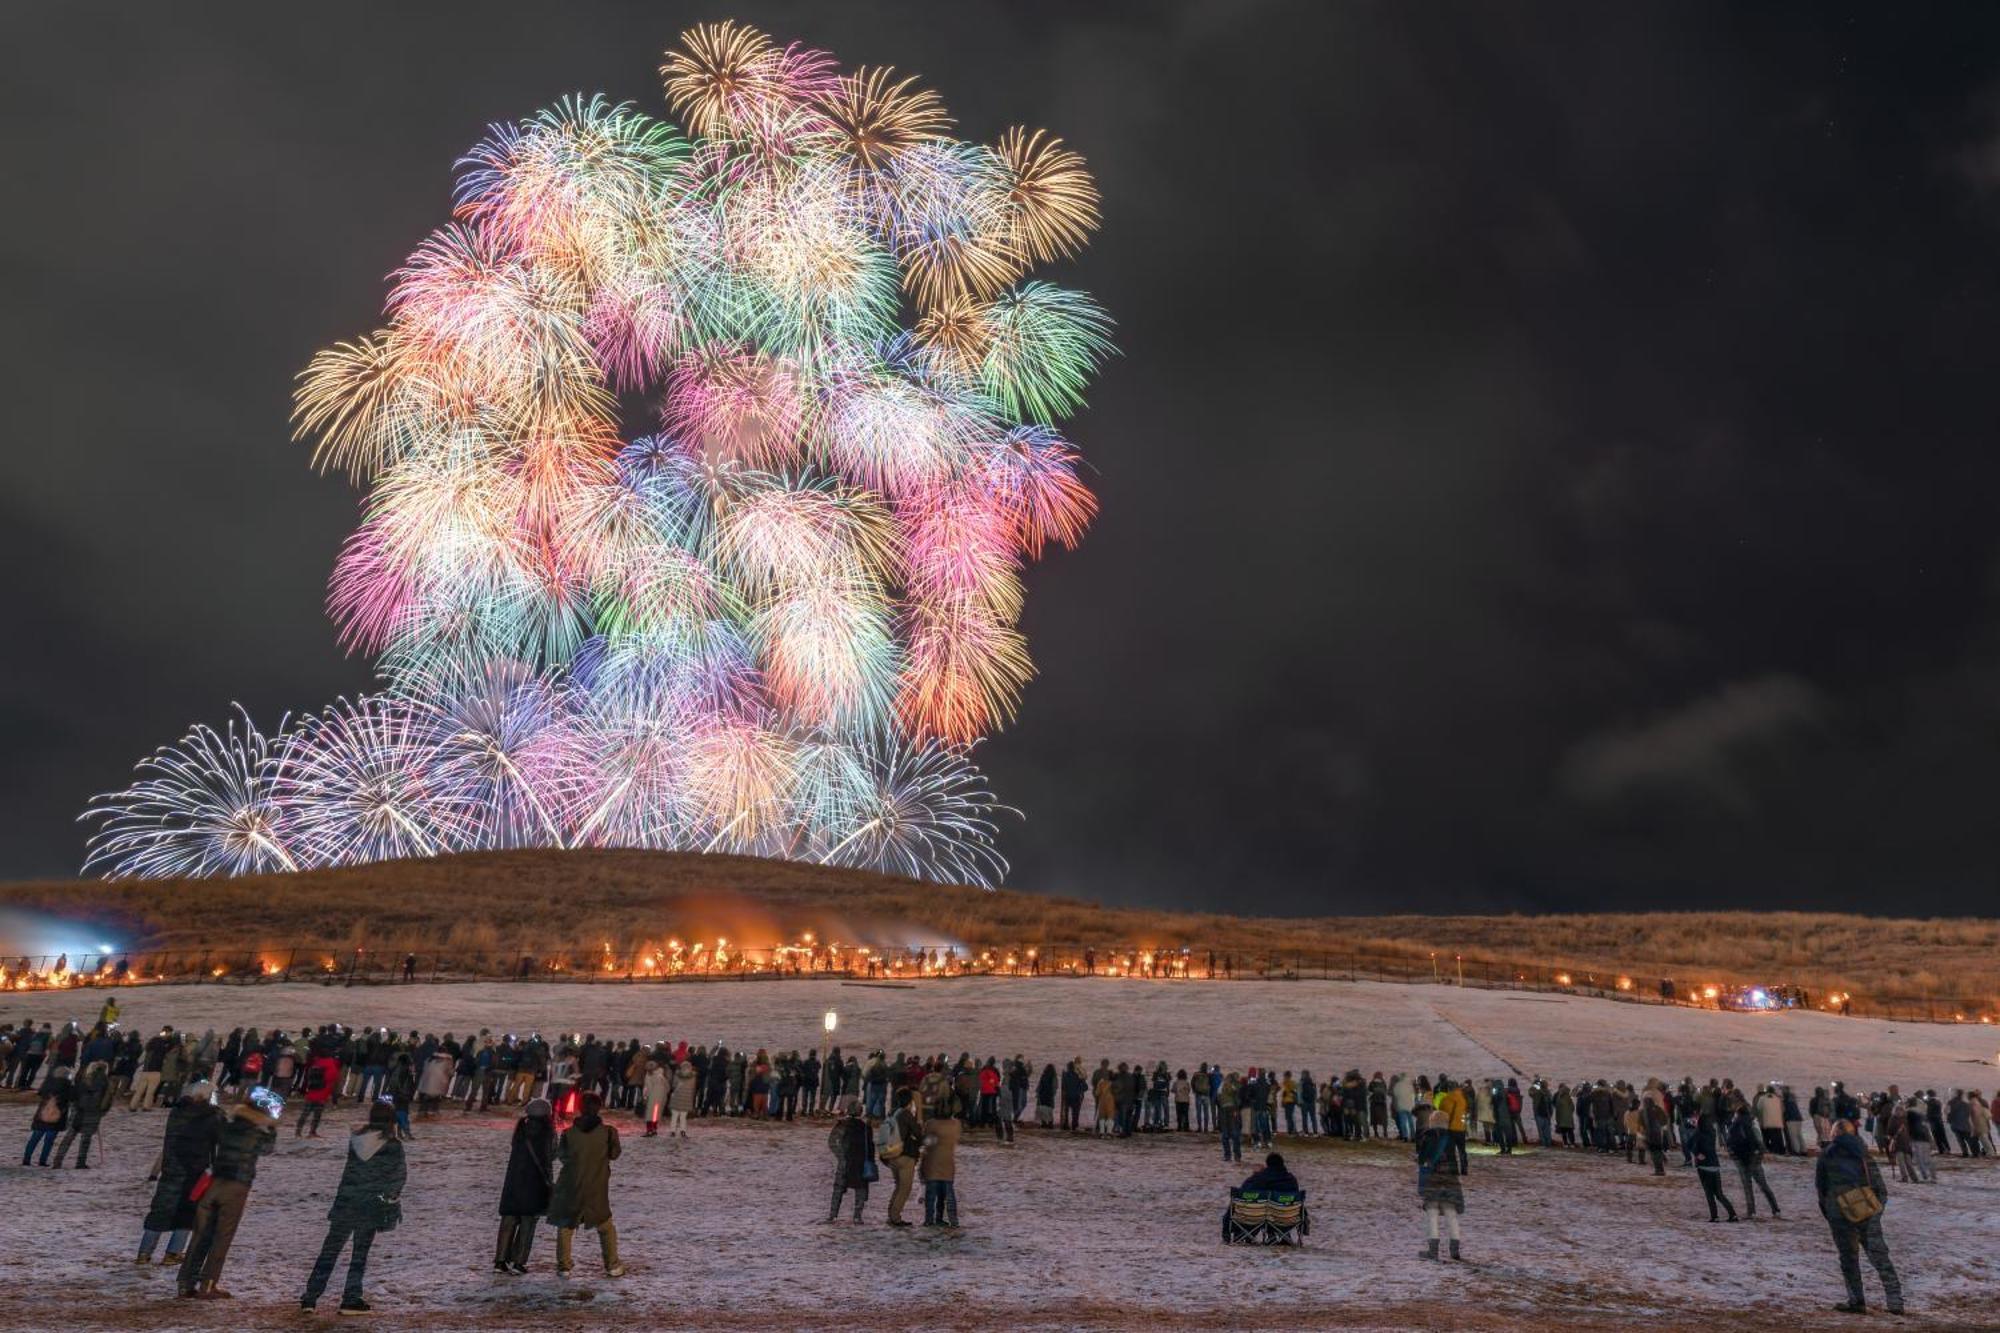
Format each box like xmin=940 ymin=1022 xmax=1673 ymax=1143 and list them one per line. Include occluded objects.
xmin=1390 ymin=1073 xmax=1417 ymax=1140
xmin=641 ymin=1061 xmax=669 ymax=1137
xmin=665 ymin=1061 xmax=696 ymax=1137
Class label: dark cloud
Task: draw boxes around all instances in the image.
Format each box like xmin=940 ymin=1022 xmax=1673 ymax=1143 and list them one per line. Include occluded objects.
xmin=6 ymin=2 xmax=2000 ymax=915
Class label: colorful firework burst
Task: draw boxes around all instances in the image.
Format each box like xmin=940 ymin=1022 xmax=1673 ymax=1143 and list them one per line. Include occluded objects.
xmin=84 ymin=22 xmax=1108 ymax=887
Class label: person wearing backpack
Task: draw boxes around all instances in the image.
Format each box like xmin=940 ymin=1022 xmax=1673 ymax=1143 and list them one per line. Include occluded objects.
xmin=879 ymin=1088 xmax=921 ymax=1226
xmin=1817 ymin=1120 xmax=1904 ymax=1315
xmin=23 ymin=1065 xmax=73 ymax=1165
xmin=300 ymin=1100 xmax=405 ymax=1314
xmin=297 ymin=1050 xmax=340 ymax=1139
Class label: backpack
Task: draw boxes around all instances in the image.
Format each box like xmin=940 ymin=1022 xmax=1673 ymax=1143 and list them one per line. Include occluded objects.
xmin=306 ymin=1062 xmax=328 ymax=1093
xmin=34 ymin=1094 xmax=62 ymax=1125
xmin=875 ymin=1115 xmax=903 ymax=1161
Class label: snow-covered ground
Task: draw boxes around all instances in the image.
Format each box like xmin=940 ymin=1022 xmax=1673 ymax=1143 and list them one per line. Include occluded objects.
xmin=4 ymin=978 xmax=1997 ymax=1330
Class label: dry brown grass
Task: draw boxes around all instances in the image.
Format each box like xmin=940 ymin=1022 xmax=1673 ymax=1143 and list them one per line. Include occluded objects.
xmin=2 ymin=849 xmax=1995 ymax=1014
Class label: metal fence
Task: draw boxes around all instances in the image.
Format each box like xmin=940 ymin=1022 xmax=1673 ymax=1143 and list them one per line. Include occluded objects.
xmin=0 ymin=944 xmax=1986 ymax=1026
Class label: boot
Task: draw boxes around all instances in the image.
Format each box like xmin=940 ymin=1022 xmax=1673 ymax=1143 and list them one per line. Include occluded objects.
xmin=1422 ymin=1239 xmax=1439 ymax=1260
xmin=598 ymin=1221 xmax=622 ymax=1277
xmin=1448 ymin=1240 xmax=1461 ymax=1261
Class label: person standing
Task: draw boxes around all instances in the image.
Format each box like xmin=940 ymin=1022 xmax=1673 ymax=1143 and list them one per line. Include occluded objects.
xmin=495 ymin=1097 xmax=555 ymax=1273
xmin=1639 ymin=1084 xmax=1670 ymax=1177
xmin=920 ymin=1097 xmax=962 ymax=1228
xmin=1218 ymin=1073 xmax=1243 ymax=1162
xmin=1060 ymin=1059 xmax=1085 ymax=1132
xmin=824 ymin=1096 xmax=875 ymax=1222
xmin=1415 ymin=1108 xmax=1464 ymax=1261
xmin=880 ymin=1089 xmax=922 ymax=1226
xmin=178 ymin=1086 xmax=280 ymax=1299
xmin=22 ymin=1066 xmax=73 ymax=1166
xmin=1817 ymin=1121 xmax=1904 ymax=1315
xmin=1904 ymin=1098 xmax=1938 ymax=1184
xmin=53 ymin=1060 xmax=110 ymax=1168
xmin=548 ymin=1092 xmax=625 ymax=1278
xmin=641 ymin=1060 xmax=668 ymax=1137
xmin=666 ymin=1060 xmax=695 ymax=1138
xmin=1726 ymin=1101 xmax=1782 ymax=1217
xmin=1692 ymin=1112 xmax=1738 ymax=1224
xmin=139 ymin=1082 xmax=220 ymax=1265
xmin=300 ymin=1100 xmax=405 ymax=1314
xmin=296 ymin=1046 xmax=340 ymax=1139
xmin=130 ymin=1027 xmax=172 ymax=1111
xmin=1435 ymin=1078 xmax=1469 ymax=1174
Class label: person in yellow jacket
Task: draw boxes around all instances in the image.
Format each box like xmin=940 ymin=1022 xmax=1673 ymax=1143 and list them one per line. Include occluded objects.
xmin=1435 ymin=1079 xmax=1470 ymax=1174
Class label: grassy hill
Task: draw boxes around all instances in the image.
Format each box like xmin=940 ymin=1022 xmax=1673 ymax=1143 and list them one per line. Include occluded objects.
xmin=2 ymin=849 xmax=1994 ymax=1017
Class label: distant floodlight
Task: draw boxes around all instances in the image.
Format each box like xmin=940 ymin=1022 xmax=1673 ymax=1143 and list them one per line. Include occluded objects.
xmin=824 ymin=1010 xmax=838 ymax=1034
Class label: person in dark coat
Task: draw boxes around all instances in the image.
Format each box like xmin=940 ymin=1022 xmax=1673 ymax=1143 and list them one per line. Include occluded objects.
xmin=824 ymin=1095 xmax=874 ymax=1222
xmin=1726 ymin=1102 xmax=1782 ymax=1217
xmin=496 ymin=1098 xmax=555 ymax=1272
xmin=178 ymin=1087 xmax=280 ymax=1298
xmin=1692 ymin=1113 xmax=1738 ymax=1223
xmin=1416 ymin=1108 xmax=1465 ymax=1260
xmin=21 ymin=1065 xmax=72 ymax=1166
xmin=300 ymin=1100 xmax=406 ymax=1314
xmin=1817 ymin=1123 xmax=1904 ymax=1315
xmin=54 ymin=1060 xmax=111 ymax=1167
xmin=548 ymin=1092 xmax=624 ymax=1277
xmin=140 ymin=1083 xmax=220 ymax=1264
xmin=1240 ymin=1151 xmax=1299 ymax=1194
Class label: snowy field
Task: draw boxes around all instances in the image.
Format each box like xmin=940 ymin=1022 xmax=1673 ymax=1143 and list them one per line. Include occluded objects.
xmin=3 ymin=978 xmax=1998 ymax=1330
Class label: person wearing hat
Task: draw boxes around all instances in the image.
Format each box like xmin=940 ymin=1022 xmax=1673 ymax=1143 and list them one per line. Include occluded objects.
xmin=177 ymin=1086 xmax=280 ymax=1299
xmin=548 ymin=1092 xmax=624 ymax=1278
xmin=824 ymin=1095 xmax=874 ymax=1223
xmin=300 ymin=1099 xmax=405 ymax=1314
xmin=496 ymin=1097 xmax=555 ymax=1273
xmin=139 ymin=1082 xmax=219 ymax=1265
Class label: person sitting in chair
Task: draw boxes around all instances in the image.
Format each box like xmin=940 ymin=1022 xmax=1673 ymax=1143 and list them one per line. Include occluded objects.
xmin=1240 ymin=1151 xmax=1298 ymax=1194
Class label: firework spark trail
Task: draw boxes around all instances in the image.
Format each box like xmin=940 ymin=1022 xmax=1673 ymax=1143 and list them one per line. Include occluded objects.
xmin=84 ymin=21 xmax=1107 ymax=888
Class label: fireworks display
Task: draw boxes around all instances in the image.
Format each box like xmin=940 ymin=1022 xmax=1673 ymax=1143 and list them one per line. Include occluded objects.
xmin=83 ymin=23 xmax=1109 ymax=888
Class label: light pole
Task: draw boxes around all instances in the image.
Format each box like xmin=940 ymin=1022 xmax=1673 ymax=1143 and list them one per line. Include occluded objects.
xmin=820 ymin=1009 xmax=838 ymax=1107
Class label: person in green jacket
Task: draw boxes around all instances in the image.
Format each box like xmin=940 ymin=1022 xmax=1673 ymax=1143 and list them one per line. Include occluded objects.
xmin=549 ymin=1092 xmax=625 ymax=1278
xmin=301 ymin=1100 xmax=406 ymax=1314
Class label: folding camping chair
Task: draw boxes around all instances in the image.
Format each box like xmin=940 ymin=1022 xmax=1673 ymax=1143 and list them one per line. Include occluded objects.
xmin=1222 ymin=1188 xmax=1309 ymax=1245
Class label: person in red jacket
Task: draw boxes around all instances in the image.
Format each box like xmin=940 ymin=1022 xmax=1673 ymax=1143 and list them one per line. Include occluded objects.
xmin=295 ymin=1051 xmax=341 ymax=1139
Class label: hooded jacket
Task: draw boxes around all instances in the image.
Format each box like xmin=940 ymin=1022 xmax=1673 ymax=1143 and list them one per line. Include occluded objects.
xmin=144 ymin=1097 xmax=221 ymax=1232
xmin=1816 ymin=1130 xmax=1889 ymax=1226
xmin=548 ymin=1114 xmax=620 ymax=1228
xmin=499 ymin=1111 xmax=555 ymax=1216
xmin=211 ymin=1104 xmax=278 ymax=1184
xmin=328 ymin=1127 xmax=407 ymax=1230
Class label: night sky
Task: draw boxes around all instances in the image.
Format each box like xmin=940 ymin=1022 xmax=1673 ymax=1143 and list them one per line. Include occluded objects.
xmin=8 ymin=3 xmax=2000 ymax=914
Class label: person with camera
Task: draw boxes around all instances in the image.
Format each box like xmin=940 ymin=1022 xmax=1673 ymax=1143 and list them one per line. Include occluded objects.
xmin=1815 ymin=1118 xmax=1904 ymax=1316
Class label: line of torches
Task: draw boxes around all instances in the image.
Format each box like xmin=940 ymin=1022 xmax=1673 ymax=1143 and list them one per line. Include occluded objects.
xmin=1 ymin=941 xmax=1993 ymax=1026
